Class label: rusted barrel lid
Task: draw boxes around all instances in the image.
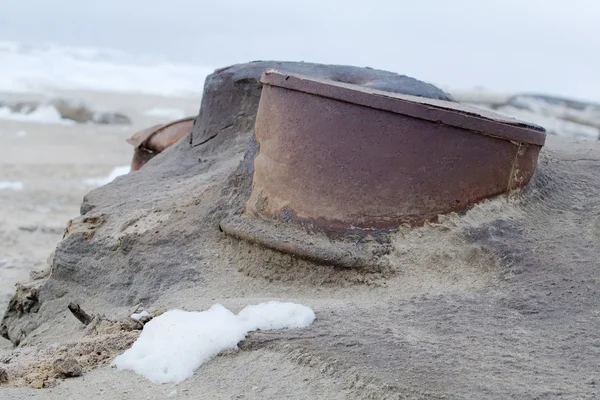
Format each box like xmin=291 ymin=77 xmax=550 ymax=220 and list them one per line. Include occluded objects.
xmin=221 ymin=69 xmax=546 ymax=268
xmin=260 ymin=70 xmax=546 ymax=146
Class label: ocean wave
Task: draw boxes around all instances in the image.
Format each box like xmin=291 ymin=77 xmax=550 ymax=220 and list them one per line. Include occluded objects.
xmin=83 ymin=165 xmax=131 ymax=187
xmin=0 ymin=181 xmax=24 ymax=190
xmin=0 ymin=40 xmax=213 ymax=97
xmin=0 ymin=104 xmax=75 ymax=125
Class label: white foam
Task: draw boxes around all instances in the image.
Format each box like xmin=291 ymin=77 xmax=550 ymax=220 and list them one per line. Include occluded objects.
xmin=0 ymin=105 xmax=74 ymax=125
xmin=83 ymin=165 xmax=130 ymax=187
xmin=130 ymin=310 xmax=151 ymax=321
xmin=113 ymin=302 xmax=315 ymax=384
xmin=0 ymin=181 xmax=24 ymax=190
xmin=0 ymin=40 xmax=211 ymax=97
xmin=237 ymin=301 xmax=317 ymax=331
xmin=143 ymin=108 xmax=187 ymax=120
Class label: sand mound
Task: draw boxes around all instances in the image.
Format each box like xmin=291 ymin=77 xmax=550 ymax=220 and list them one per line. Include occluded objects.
xmin=1 ymin=62 xmax=599 ymax=399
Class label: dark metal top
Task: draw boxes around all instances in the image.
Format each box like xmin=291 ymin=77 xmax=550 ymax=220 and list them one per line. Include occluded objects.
xmin=261 ymin=70 xmax=547 ymax=146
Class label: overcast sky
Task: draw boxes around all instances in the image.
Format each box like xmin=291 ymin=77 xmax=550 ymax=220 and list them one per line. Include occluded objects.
xmin=2 ymin=0 xmax=599 ymax=101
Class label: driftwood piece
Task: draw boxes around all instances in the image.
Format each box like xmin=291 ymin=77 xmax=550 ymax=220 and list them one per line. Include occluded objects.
xmin=67 ymin=303 xmax=93 ymax=326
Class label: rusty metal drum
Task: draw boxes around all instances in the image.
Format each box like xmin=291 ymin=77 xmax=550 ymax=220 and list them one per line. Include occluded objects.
xmin=244 ymin=70 xmax=546 ymax=232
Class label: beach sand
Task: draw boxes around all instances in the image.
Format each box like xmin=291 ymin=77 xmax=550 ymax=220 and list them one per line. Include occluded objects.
xmin=2 ymin=83 xmax=600 ymax=399
xmin=0 ymin=90 xmax=200 ymax=311
xmin=0 ymin=90 xmax=378 ymax=399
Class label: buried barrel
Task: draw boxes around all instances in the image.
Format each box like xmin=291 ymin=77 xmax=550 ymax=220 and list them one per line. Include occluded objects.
xmin=221 ymin=69 xmax=546 ymax=267
xmin=246 ymin=70 xmax=546 ymax=231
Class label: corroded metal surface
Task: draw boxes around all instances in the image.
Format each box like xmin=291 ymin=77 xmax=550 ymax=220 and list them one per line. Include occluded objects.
xmin=245 ymin=70 xmax=546 ymax=231
xmin=127 ymin=117 xmax=195 ymax=171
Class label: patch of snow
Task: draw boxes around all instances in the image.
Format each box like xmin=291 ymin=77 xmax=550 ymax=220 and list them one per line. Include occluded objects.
xmin=168 ymin=390 xmax=178 ymax=398
xmin=130 ymin=310 xmax=151 ymax=321
xmin=113 ymin=302 xmax=315 ymax=384
xmin=143 ymin=107 xmax=186 ymax=120
xmin=0 ymin=181 xmax=24 ymax=190
xmin=14 ymin=130 xmax=27 ymax=138
xmin=0 ymin=105 xmax=74 ymax=125
xmin=83 ymin=165 xmax=130 ymax=187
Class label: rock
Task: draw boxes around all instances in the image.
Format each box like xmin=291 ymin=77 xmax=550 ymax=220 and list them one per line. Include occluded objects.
xmin=52 ymin=357 xmax=83 ymax=378
xmin=0 ymin=98 xmax=132 ymax=125
xmin=49 ymin=98 xmax=131 ymax=125
xmin=0 ymin=367 xmax=8 ymax=383
xmin=0 ymin=100 xmax=38 ymax=113
xmin=48 ymin=98 xmax=93 ymax=123
xmin=91 ymin=111 xmax=131 ymax=125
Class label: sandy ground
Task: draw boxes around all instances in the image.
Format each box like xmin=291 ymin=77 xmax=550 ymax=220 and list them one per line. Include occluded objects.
xmin=1 ymin=349 xmax=355 ymax=400
xmin=2 ymin=81 xmax=599 ymax=399
xmin=0 ymin=89 xmax=199 ymax=321
xmin=0 ymin=89 xmax=359 ymax=400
